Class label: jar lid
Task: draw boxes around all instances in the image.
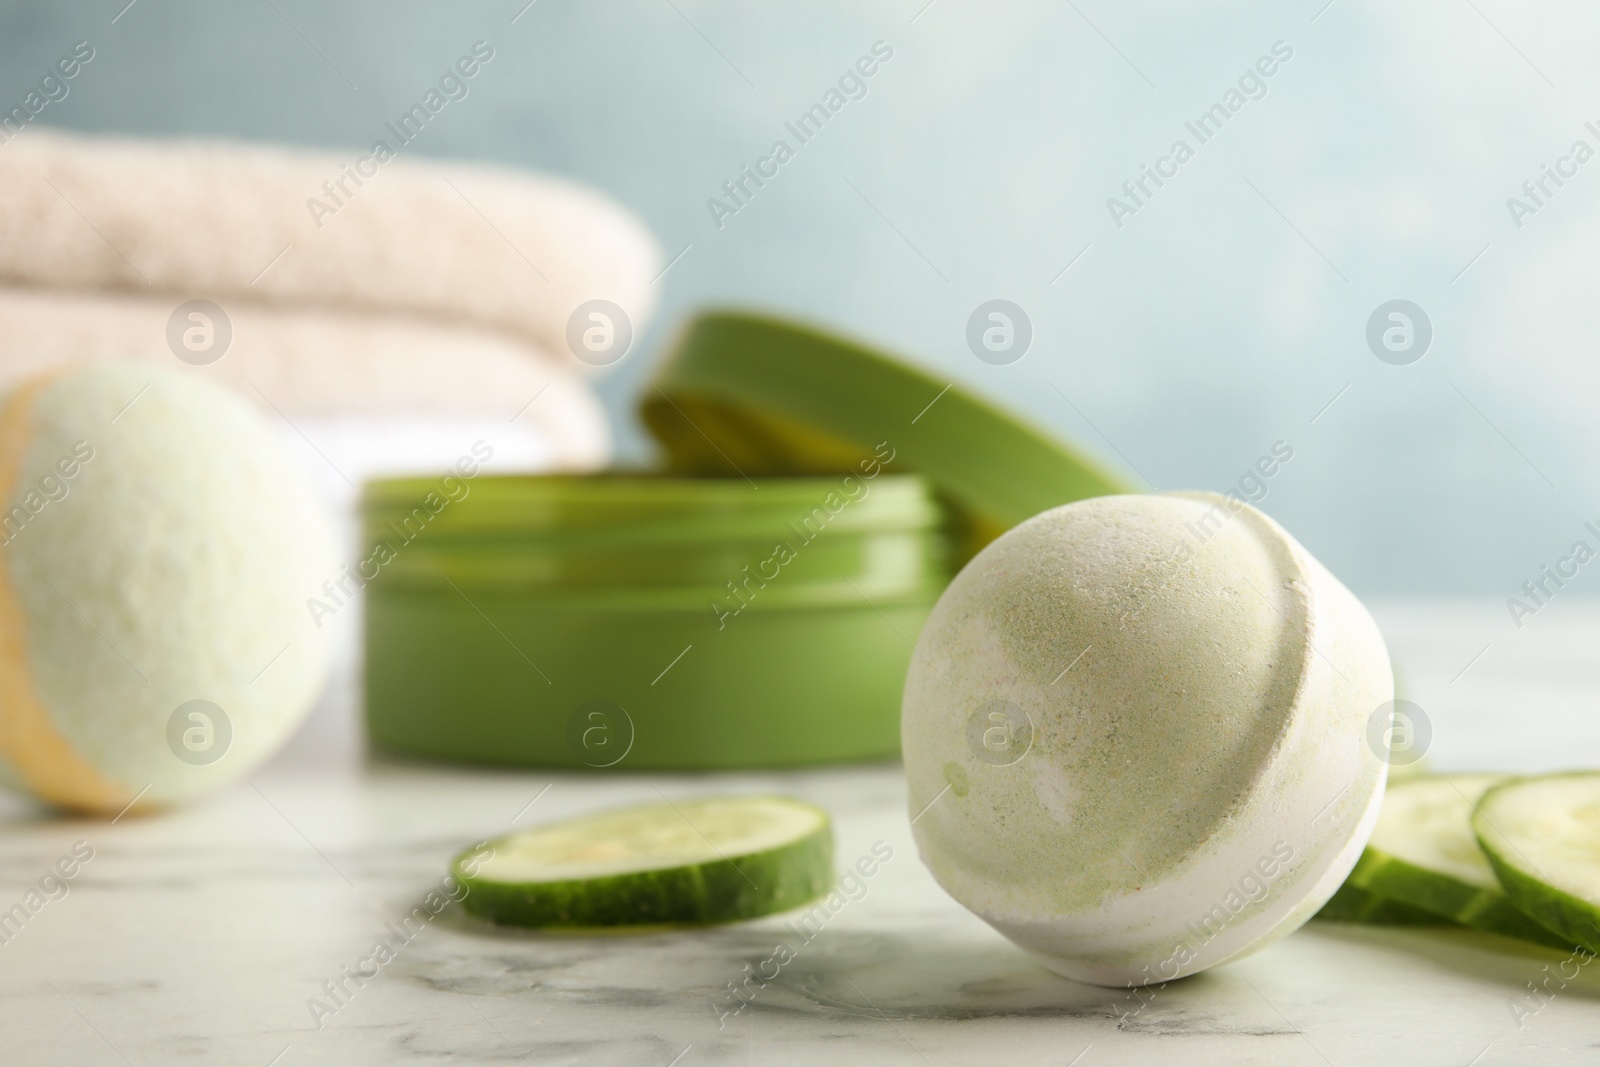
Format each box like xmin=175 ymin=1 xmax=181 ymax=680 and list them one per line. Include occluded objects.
xmin=640 ymin=310 xmax=1133 ymax=560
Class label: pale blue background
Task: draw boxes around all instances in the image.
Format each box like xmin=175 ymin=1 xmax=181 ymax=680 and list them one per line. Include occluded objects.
xmin=3 ymin=0 xmax=1597 ymax=604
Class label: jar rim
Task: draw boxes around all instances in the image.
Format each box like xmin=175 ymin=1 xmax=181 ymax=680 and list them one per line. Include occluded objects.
xmin=361 ymin=470 xmax=945 ymax=537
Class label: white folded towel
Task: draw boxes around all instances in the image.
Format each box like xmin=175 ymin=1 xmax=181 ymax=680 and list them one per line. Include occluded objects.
xmin=0 ymin=129 xmax=661 ymax=368
xmin=0 ymin=287 xmax=610 ymax=469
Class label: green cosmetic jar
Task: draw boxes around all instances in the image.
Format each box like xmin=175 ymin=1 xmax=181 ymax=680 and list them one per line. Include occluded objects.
xmin=362 ymin=469 xmax=949 ymax=769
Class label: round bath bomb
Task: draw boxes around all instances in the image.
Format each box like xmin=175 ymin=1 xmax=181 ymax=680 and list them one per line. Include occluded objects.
xmin=0 ymin=362 xmax=337 ymax=814
xmin=902 ymin=492 xmax=1391 ymax=986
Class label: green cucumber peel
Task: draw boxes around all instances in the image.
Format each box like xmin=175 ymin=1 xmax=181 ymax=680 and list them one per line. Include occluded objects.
xmin=1473 ymin=772 xmax=1600 ymax=954
xmin=453 ymin=795 xmax=834 ymax=929
xmin=1313 ymin=882 xmax=1454 ymax=926
xmin=1347 ymin=773 xmax=1571 ymax=948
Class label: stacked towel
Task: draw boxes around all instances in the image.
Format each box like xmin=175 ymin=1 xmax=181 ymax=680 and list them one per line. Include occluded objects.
xmin=0 ymin=288 xmax=609 ymax=468
xmin=0 ymin=128 xmax=663 ymax=476
xmin=0 ymin=130 xmax=661 ymax=367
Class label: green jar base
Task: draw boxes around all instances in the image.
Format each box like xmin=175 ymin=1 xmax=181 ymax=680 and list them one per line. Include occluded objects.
xmin=364 ymin=592 xmax=930 ymax=769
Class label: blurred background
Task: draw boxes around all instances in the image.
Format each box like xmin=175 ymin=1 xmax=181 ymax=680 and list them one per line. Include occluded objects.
xmin=5 ymin=11 xmax=1600 ymax=1060
xmin=2 ymin=0 xmax=1594 ymax=610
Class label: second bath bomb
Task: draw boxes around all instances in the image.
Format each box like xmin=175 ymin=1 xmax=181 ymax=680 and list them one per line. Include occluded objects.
xmin=0 ymin=363 xmax=338 ymax=814
xmin=902 ymin=492 xmax=1392 ymax=986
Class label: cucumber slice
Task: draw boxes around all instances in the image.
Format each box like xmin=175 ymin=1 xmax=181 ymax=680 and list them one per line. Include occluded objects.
xmin=1474 ymin=772 xmax=1600 ymax=952
xmin=453 ymin=795 xmax=833 ymax=928
xmin=1313 ymin=882 xmax=1453 ymax=926
xmin=1346 ymin=774 xmax=1570 ymax=948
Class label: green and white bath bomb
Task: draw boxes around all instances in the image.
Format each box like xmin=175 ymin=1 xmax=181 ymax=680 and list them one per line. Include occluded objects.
xmin=0 ymin=362 xmax=337 ymax=814
xmin=902 ymin=493 xmax=1392 ymax=986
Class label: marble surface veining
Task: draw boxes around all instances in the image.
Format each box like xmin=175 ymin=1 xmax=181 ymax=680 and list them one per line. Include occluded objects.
xmin=1 ymin=600 xmax=1598 ymax=1066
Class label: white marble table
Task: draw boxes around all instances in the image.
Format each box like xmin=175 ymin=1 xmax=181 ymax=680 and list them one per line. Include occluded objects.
xmin=2 ymin=600 xmax=1597 ymax=1066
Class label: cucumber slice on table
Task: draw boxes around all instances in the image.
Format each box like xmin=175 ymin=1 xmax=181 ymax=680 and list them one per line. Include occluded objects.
xmin=453 ymin=795 xmax=833 ymax=928
xmin=1346 ymin=773 xmax=1570 ymax=948
xmin=1474 ymin=772 xmax=1600 ymax=953
xmin=1314 ymin=882 xmax=1453 ymax=926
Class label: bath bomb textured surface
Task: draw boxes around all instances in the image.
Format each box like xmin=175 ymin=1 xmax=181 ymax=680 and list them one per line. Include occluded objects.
xmin=0 ymin=363 xmax=337 ymax=814
xmin=902 ymin=493 xmax=1391 ymax=986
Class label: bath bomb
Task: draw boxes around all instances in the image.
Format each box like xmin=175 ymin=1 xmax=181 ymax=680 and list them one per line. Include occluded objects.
xmin=902 ymin=493 xmax=1391 ymax=986
xmin=0 ymin=363 xmax=337 ymax=814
